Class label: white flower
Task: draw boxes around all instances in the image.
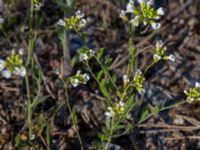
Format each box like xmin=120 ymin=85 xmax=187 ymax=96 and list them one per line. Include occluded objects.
xmin=79 ymin=18 xmax=87 ymax=28
xmin=130 ymin=16 xmax=139 ymax=27
xmin=71 ymin=78 xmax=79 ymax=87
xmin=30 ymin=134 xmax=35 ymax=140
xmin=153 ymin=54 xmax=161 ymax=61
xmin=157 ymin=7 xmax=165 ymax=16
xmin=167 ymin=54 xmax=175 ymax=62
xmin=57 ymin=19 xmax=66 ymax=26
xmin=0 ymin=59 xmax=5 ymax=71
xmin=34 ymin=2 xmax=43 ymax=11
xmin=119 ymin=101 xmax=125 ymax=107
xmin=79 ymin=53 xmax=88 ymax=61
xmin=2 ymin=70 xmax=11 ymax=79
xmin=105 ymin=107 xmax=114 ymax=118
xmin=123 ymin=74 xmax=130 ymax=83
xmin=135 ymin=69 xmax=142 ymax=76
xmin=75 ymin=10 xmax=84 ymax=19
xmin=105 ymin=111 xmax=112 ymax=118
xmin=89 ymin=49 xmax=95 ymax=56
xmin=119 ymin=10 xmax=126 ymax=20
xmin=156 ymin=40 xmax=164 ymax=48
xmin=147 ymin=0 xmax=154 ymax=5
xmin=151 ymin=22 xmax=161 ymax=30
xmin=19 ymin=48 xmax=24 ymax=55
xmin=13 ymin=67 xmax=21 ymax=75
xmin=19 ymin=67 xmax=26 ymax=77
xmin=82 ymin=73 xmax=90 ymax=83
xmin=137 ymin=0 xmax=144 ymax=3
xmin=126 ymin=1 xmax=134 ymax=13
xmin=0 ymin=16 xmax=4 ymax=24
xmin=195 ymin=82 xmax=200 ymax=88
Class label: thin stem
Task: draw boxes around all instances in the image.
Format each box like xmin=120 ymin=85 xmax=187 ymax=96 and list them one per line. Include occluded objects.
xmin=25 ymin=0 xmax=34 ymax=141
xmin=94 ymin=56 xmax=120 ymax=93
xmin=25 ymin=73 xmax=32 ymax=139
xmin=85 ymin=62 xmax=113 ymax=106
xmin=126 ymin=26 xmax=136 ymax=76
xmin=144 ymin=61 xmax=157 ymax=75
xmin=1 ymin=29 xmax=13 ymax=48
xmin=138 ymin=100 xmax=188 ymax=124
xmin=63 ymin=79 xmax=84 ymax=150
xmin=26 ymin=0 xmax=34 ymax=66
xmin=105 ymin=117 xmax=114 ymax=149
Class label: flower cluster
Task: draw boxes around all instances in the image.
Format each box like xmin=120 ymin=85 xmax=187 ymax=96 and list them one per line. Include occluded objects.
xmin=57 ymin=10 xmax=87 ymax=31
xmin=120 ymin=0 xmax=165 ymax=30
xmin=105 ymin=101 xmax=125 ymax=118
xmin=79 ymin=47 xmax=95 ymax=62
xmin=133 ymin=70 xmax=145 ymax=93
xmin=184 ymin=82 xmax=200 ymax=103
xmin=0 ymin=50 xmax=26 ymax=79
xmin=69 ymin=70 xmax=90 ymax=87
xmin=153 ymin=40 xmax=175 ymax=62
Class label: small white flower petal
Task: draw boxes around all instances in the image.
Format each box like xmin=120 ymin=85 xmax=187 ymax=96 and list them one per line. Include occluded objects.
xmin=130 ymin=16 xmax=139 ymax=27
xmin=19 ymin=67 xmax=26 ymax=77
xmin=195 ymin=82 xmax=200 ymax=88
xmin=75 ymin=10 xmax=84 ymax=19
xmin=153 ymin=54 xmax=161 ymax=61
xmin=157 ymin=7 xmax=165 ymax=16
xmin=2 ymin=70 xmax=11 ymax=79
xmin=79 ymin=53 xmax=88 ymax=61
xmin=19 ymin=48 xmax=24 ymax=55
xmin=105 ymin=112 xmax=112 ymax=117
xmin=0 ymin=59 xmax=5 ymax=71
xmin=151 ymin=22 xmax=161 ymax=30
xmin=126 ymin=2 xmax=133 ymax=13
xmin=13 ymin=67 xmax=21 ymax=75
xmin=57 ymin=19 xmax=66 ymax=26
xmin=119 ymin=101 xmax=125 ymax=107
xmin=123 ymin=74 xmax=130 ymax=83
xmin=167 ymin=54 xmax=176 ymax=62
xmin=79 ymin=18 xmax=87 ymax=28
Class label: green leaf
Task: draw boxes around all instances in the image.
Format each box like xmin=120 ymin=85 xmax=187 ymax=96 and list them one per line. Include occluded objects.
xmin=139 ymin=106 xmax=149 ymax=123
xmin=105 ymin=55 xmax=112 ymax=69
xmin=46 ymin=124 xmax=51 ymax=146
xmin=125 ymin=95 xmax=135 ymax=112
xmin=100 ymin=79 xmax=110 ymax=98
xmin=97 ymin=48 xmax=104 ymax=60
xmin=32 ymin=96 xmax=50 ymax=109
xmin=97 ymin=70 xmax=104 ymax=81
xmin=153 ymin=106 xmax=160 ymax=117
xmin=15 ymin=134 xmax=21 ymax=146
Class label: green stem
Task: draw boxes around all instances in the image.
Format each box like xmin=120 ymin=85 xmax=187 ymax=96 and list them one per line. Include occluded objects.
xmin=25 ymin=0 xmax=34 ymax=141
xmin=138 ymin=100 xmax=187 ymax=124
xmin=94 ymin=56 xmax=120 ymax=93
xmin=105 ymin=117 xmax=114 ymax=150
xmin=85 ymin=62 xmax=113 ymax=106
xmin=25 ymin=73 xmax=32 ymax=139
xmin=126 ymin=26 xmax=136 ymax=76
xmin=1 ymin=29 xmax=13 ymax=48
xmin=144 ymin=61 xmax=157 ymax=75
xmin=63 ymin=79 xmax=84 ymax=150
